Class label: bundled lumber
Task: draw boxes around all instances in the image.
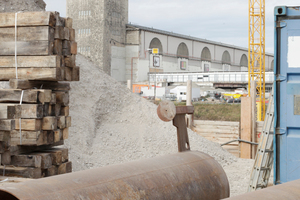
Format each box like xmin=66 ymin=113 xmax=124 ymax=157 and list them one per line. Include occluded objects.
xmin=0 ymin=11 xmax=77 ymax=179
xmin=0 ymin=11 xmax=79 ymax=81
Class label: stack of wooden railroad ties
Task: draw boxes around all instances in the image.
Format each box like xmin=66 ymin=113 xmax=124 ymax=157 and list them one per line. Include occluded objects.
xmin=0 ymin=11 xmax=79 ymax=178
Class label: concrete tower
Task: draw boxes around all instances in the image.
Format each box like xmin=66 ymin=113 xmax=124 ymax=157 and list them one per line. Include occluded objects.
xmin=66 ymin=0 xmax=128 ymax=77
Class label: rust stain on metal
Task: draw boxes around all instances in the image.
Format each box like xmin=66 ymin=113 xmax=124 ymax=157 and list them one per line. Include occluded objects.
xmin=0 ymin=151 xmax=229 ymax=200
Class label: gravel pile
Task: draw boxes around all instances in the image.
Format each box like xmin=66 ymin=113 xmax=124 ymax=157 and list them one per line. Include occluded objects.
xmin=0 ymin=0 xmax=46 ymax=12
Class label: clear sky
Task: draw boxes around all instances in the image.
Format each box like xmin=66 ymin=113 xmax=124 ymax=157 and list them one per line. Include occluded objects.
xmin=44 ymin=0 xmax=300 ymax=54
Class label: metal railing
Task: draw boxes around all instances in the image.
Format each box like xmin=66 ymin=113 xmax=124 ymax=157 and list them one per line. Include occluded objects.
xmin=149 ymin=71 xmax=274 ymax=83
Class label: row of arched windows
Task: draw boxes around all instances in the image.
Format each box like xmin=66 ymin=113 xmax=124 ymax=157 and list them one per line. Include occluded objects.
xmin=149 ymin=37 xmax=274 ymax=70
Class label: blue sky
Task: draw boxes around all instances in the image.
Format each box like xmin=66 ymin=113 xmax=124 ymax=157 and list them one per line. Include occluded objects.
xmin=44 ymin=0 xmax=300 ymax=53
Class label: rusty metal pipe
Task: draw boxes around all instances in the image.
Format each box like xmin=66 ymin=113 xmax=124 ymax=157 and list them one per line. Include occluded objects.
xmin=0 ymin=151 xmax=229 ymax=200
xmin=225 ymin=179 xmax=300 ymax=200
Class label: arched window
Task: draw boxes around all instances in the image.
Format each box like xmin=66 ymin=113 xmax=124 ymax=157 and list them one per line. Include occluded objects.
xmin=177 ymin=42 xmax=189 ymax=58
xmin=201 ymin=47 xmax=211 ymax=61
xmin=222 ymin=50 xmax=231 ymax=64
xmin=240 ymin=54 xmax=248 ymax=67
xmin=149 ymin=38 xmax=163 ymax=54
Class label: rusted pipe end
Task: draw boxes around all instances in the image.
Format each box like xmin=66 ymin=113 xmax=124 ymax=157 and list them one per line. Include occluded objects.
xmin=157 ymin=100 xmax=176 ymax=122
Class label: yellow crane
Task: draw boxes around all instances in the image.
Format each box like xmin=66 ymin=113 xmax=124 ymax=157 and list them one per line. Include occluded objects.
xmin=248 ymin=0 xmax=265 ymax=121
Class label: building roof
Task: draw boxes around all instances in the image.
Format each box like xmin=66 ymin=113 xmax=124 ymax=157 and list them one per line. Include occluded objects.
xmin=126 ymin=24 xmax=274 ymax=57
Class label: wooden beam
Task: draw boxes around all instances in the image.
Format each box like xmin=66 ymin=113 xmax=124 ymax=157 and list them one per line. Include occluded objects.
xmin=10 ymin=130 xmax=45 ymax=146
xmin=0 ymin=41 xmax=53 ymax=56
xmin=30 ymin=152 xmax=52 ymax=169
xmin=0 ymin=56 xmax=61 ymax=68
xmin=15 ymin=119 xmax=42 ymax=131
xmin=0 ymin=89 xmax=51 ymax=104
xmin=41 ymin=149 xmax=62 ymax=165
xmin=9 ymin=79 xmax=70 ymax=90
xmin=0 ymin=11 xmax=56 ymax=27
xmin=43 ymin=165 xmax=57 ymax=177
xmin=0 ymin=67 xmax=61 ymax=81
xmin=57 ymin=116 xmax=66 ymax=129
xmin=0 ymin=166 xmax=42 ymax=178
xmin=65 ymin=116 xmax=71 ymax=128
xmin=42 ymin=116 xmax=57 ymax=130
xmin=0 ymin=104 xmax=21 ymax=119
xmin=62 ymin=128 xmax=68 ymax=140
xmin=0 ymin=119 xmax=15 ymax=131
xmin=64 ymin=55 xmax=76 ymax=68
xmin=57 ymin=161 xmax=72 ymax=174
xmin=240 ymin=97 xmax=252 ymax=159
xmin=11 ymin=155 xmax=42 ymax=168
xmin=0 ymin=26 xmax=54 ymax=41
xmin=60 ymin=106 xmax=69 ymax=116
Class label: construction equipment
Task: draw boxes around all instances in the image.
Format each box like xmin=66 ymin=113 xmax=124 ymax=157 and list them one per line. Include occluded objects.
xmin=0 ymin=102 xmax=230 ymax=199
xmin=248 ymin=88 xmax=274 ymax=191
xmin=248 ymin=0 xmax=266 ymax=121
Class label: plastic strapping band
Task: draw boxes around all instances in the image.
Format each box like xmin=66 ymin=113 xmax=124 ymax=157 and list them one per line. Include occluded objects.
xmin=15 ymin=12 xmax=21 ymax=79
xmin=19 ymin=90 xmax=24 ymax=145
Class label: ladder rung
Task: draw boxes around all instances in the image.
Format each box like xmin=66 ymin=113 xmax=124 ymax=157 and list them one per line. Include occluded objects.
xmin=265 ymin=149 xmax=273 ymax=153
xmin=261 ymin=167 xmax=271 ymax=171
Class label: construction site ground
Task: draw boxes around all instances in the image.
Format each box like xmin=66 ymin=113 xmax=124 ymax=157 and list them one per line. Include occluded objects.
xmin=0 ymin=54 xmax=256 ymax=197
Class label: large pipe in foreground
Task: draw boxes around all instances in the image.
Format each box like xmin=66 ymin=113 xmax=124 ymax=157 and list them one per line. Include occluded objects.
xmin=226 ymin=179 xmax=300 ymax=200
xmin=0 ymin=151 xmax=229 ymax=200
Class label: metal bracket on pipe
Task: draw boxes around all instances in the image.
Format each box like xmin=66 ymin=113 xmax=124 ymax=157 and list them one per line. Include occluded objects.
xmin=157 ymin=101 xmax=194 ymax=152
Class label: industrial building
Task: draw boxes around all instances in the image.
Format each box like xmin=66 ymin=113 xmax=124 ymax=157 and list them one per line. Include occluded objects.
xmin=66 ymin=0 xmax=274 ymax=84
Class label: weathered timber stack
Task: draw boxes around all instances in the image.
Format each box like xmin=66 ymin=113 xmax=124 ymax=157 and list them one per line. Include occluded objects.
xmin=0 ymin=11 xmax=78 ymax=178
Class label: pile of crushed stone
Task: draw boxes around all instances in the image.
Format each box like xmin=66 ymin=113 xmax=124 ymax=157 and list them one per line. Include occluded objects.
xmin=0 ymin=0 xmax=46 ymax=13
xmin=66 ymin=54 xmax=237 ymax=172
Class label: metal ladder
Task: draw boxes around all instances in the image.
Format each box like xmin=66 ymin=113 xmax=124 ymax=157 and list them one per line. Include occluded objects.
xmin=248 ymin=88 xmax=274 ymax=192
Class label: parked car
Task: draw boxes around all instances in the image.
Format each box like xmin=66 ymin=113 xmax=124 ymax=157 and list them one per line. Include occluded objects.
xmin=227 ymin=98 xmax=241 ymax=103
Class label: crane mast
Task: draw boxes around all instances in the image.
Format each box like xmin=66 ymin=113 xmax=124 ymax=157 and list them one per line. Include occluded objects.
xmin=248 ymin=0 xmax=265 ymax=121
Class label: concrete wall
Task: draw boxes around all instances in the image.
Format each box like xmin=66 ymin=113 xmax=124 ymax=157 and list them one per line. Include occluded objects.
xmin=126 ymin=27 xmax=274 ymax=83
xmin=67 ymin=0 xmax=128 ymax=77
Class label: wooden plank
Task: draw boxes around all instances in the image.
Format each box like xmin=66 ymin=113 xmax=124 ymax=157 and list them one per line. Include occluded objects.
xmin=9 ymin=79 xmax=70 ymax=90
xmin=42 ymin=116 xmax=57 ymax=130
xmin=0 ymin=119 xmax=15 ymax=131
xmin=54 ymin=26 xmax=64 ymax=39
xmin=0 ymin=89 xmax=51 ymax=104
xmin=57 ymin=116 xmax=66 ymax=129
xmin=70 ymin=41 xmax=77 ymax=55
xmin=15 ymin=119 xmax=42 ymax=131
xmin=50 ymin=93 xmax=56 ymax=105
xmin=1 ymin=150 xmax=11 ymax=165
xmin=43 ymin=165 xmax=57 ymax=177
xmin=240 ymin=97 xmax=252 ymax=159
xmin=0 ymin=56 xmax=61 ymax=68
xmin=0 ymin=104 xmax=21 ymax=119
xmin=65 ymin=116 xmax=71 ymax=128
xmin=64 ymin=67 xmax=72 ymax=81
xmin=11 ymin=155 xmax=42 ymax=168
xmin=55 ymin=91 xmax=69 ymax=106
xmin=0 ymin=26 xmax=54 ymax=42
xmin=65 ymin=18 xmax=73 ymax=28
xmin=194 ymin=120 xmax=240 ymax=126
xmin=62 ymin=128 xmax=68 ymax=140
xmin=60 ymin=106 xmax=69 ymax=116
xmin=53 ymin=147 xmax=68 ymax=162
xmin=54 ymin=129 xmax=62 ymax=143
xmin=30 ymin=152 xmax=52 ymax=169
xmin=53 ymin=39 xmax=62 ymax=55
xmin=0 ymin=11 xmax=56 ymax=27
xmin=69 ymin=28 xmax=75 ymax=41
xmin=63 ymin=27 xmax=70 ymax=40
xmin=0 ymin=166 xmax=42 ymax=178
xmin=0 ymin=131 xmax=10 ymax=141
xmin=47 ymin=130 xmax=54 ymax=144
xmin=0 ymin=68 xmax=61 ymax=81
xmin=65 ymin=55 xmax=76 ymax=68
xmin=21 ymin=104 xmax=43 ymax=119
xmin=10 ymin=130 xmax=45 ymax=146
xmin=0 ymin=41 xmax=53 ymax=56
xmin=57 ymin=161 xmax=72 ymax=174
xmin=41 ymin=149 xmax=62 ymax=165
xmin=72 ymin=67 xmax=80 ymax=81
xmin=194 ymin=129 xmax=239 ymax=135
xmin=51 ymin=103 xmax=61 ymax=117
